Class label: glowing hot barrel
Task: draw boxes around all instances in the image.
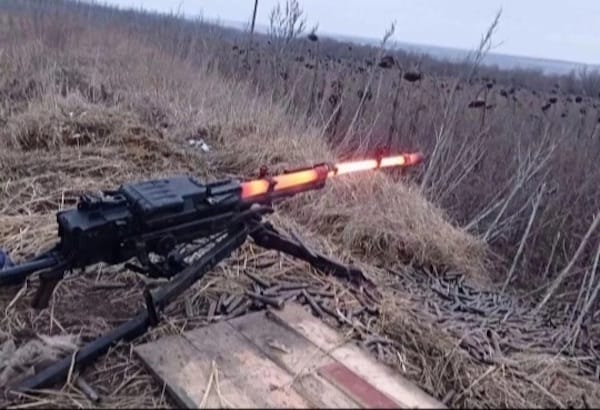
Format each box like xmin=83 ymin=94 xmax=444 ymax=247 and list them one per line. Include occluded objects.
xmin=241 ymin=152 xmax=423 ymax=201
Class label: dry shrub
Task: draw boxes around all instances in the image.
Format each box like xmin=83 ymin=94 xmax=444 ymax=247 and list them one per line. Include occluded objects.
xmin=4 ymin=94 xmax=164 ymax=153
xmin=0 ymin=77 xmax=42 ymax=107
xmin=296 ymin=173 xmax=488 ymax=283
xmin=2 ymin=94 xmax=200 ymax=165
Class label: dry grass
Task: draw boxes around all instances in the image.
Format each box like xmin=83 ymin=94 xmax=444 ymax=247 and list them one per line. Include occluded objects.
xmin=0 ymin=2 xmax=599 ymax=409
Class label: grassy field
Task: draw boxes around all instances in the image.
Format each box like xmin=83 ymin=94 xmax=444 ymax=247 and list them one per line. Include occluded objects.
xmin=1 ymin=0 xmax=599 ymax=408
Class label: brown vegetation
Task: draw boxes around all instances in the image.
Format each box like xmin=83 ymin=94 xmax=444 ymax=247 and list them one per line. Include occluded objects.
xmin=0 ymin=0 xmax=599 ymax=408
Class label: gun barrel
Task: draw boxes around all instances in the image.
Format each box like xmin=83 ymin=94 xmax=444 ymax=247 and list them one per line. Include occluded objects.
xmin=240 ymin=152 xmax=423 ymax=201
xmin=329 ymin=153 xmax=423 ymax=176
xmin=0 ymin=255 xmax=60 ymax=286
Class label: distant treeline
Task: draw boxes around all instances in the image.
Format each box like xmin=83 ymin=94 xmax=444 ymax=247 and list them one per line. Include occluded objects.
xmin=3 ymin=0 xmax=599 ymax=97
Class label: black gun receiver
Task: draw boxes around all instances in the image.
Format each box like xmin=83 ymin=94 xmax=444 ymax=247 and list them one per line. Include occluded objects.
xmin=60 ymin=176 xmax=243 ymax=265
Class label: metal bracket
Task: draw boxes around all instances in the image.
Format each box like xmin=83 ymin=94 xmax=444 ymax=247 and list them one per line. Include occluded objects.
xmin=258 ymin=165 xmax=269 ymax=178
xmin=144 ymin=288 xmax=159 ymax=327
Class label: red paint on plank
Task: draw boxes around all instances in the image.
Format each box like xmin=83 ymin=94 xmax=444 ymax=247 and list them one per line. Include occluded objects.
xmin=317 ymin=362 xmax=400 ymax=409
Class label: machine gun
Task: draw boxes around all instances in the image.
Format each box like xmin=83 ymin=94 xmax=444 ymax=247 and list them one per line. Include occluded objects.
xmin=0 ymin=152 xmax=423 ymax=392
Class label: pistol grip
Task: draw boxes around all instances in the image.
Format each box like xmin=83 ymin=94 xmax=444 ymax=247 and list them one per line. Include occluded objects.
xmin=32 ymin=271 xmax=64 ymax=309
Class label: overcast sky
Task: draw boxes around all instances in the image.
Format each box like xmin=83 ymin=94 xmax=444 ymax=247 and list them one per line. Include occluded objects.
xmin=108 ymin=0 xmax=600 ymax=65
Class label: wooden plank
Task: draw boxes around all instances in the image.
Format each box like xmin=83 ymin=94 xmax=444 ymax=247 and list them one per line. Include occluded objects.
xmin=271 ymin=303 xmax=446 ymax=409
xmin=135 ymin=320 xmax=312 ymax=408
xmin=136 ymin=303 xmax=444 ymax=409
xmin=135 ymin=332 xmax=254 ymax=408
xmin=229 ymin=311 xmax=361 ymax=408
xmin=269 ymin=303 xmax=345 ymax=351
xmin=190 ymin=321 xmax=312 ymax=408
xmin=228 ymin=310 xmax=329 ymax=375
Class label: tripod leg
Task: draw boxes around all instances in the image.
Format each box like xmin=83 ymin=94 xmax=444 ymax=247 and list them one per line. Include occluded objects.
xmin=31 ymin=262 xmax=70 ymax=309
xmin=31 ymin=274 xmax=62 ymax=309
xmin=250 ymin=222 xmax=374 ymax=289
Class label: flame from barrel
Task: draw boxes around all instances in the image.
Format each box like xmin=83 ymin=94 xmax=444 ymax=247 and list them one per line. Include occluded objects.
xmin=241 ymin=167 xmax=327 ymax=199
xmin=241 ymin=152 xmax=423 ymax=200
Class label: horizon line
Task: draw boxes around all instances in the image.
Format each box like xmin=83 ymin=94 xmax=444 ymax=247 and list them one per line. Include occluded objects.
xmin=100 ymin=1 xmax=600 ymax=71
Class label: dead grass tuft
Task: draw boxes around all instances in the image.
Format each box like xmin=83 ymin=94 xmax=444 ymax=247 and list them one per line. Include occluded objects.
xmin=0 ymin=334 xmax=80 ymax=388
xmin=4 ymin=94 xmax=163 ymax=153
xmin=296 ymin=174 xmax=488 ymax=283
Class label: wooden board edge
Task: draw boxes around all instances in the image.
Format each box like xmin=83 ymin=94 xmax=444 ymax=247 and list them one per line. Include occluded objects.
xmin=134 ymin=344 xmax=199 ymax=409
